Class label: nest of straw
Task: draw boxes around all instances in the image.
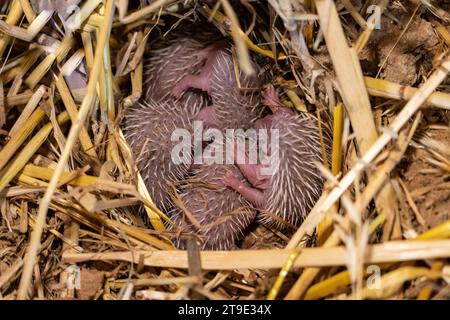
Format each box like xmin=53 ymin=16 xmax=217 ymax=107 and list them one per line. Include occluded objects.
xmin=0 ymin=0 xmax=449 ymax=300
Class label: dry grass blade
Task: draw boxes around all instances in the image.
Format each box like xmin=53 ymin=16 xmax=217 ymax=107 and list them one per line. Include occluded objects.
xmin=354 ymin=0 xmax=389 ymax=53
xmin=4 ymin=91 xmax=33 ymax=107
xmin=63 ymin=240 xmax=450 ymax=270
xmin=0 ymin=79 xmax=5 ymax=127
xmin=340 ymin=0 xmax=366 ymax=28
xmin=19 ymin=164 xmax=137 ymax=193
xmin=436 ymin=23 xmax=450 ymax=46
xmin=18 ymin=0 xmax=36 ymax=23
xmin=350 ymin=267 xmax=443 ymax=299
xmin=116 ymin=128 xmax=166 ymax=230
xmin=119 ymin=0 xmax=175 ymax=24
xmin=365 ymin=76 xmax=450 ymax=110
xmin=60 ymin=49 xmax=85 ymax=77
xmin=302 ymin=217 xmax=450 ymax=300
xmin=0 ymin=258 xmax=23 ymax=290
xmin=417 ymin=261 xmax=444 ymax=300
xmin=317 ymin=102 xmax=344 ymax=244
xmin=0 ymin=106 xmax=45 ymax=172
xmin=54 ymin=72 xmax=97 ymax=159
xmin=0 ymin=0 xmax=23 ymax=58
xmin=123 ymin=55 xmax=143 ymax=107
xmin=285 ymin=201 xmax=386 ymax=299
xmin=0 ymin=9 xmax=52 ymax=42
xmin=315 ymin=0 xmax=377 ymax=151
xmin=220 ymin=0 xmax=254 ymax=75
xmin=25 ymin=36 xmax=75 ymax=89
xmin=66 ymin=0 xmax=103 ymax=31
xmin=203 ymin=4 xmax=286 ymax=60
xmin=267 ymin=248 xmax=301 ymax=300
xmin=8 ymin=85 xmax=45 ymax=137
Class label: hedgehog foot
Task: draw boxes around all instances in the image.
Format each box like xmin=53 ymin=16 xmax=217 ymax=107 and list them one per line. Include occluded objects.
xmin=172 ymin=74 xmax=211 ymax=98
xmin=196 ymin=106 xmax=218 ymax=129
xmin=237 ymin=162 xmax=272 ymax=190
xmin=229 ymin=140 xmax=271 ymax=189
xmin=172 ymin=43 xmax=224 ymax=98
xmin=223 ymin=172 xmax=266 ymax=208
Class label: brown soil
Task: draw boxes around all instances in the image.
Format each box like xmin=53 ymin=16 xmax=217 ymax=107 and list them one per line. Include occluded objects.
xmin=402 ymin=127 xmax=450 ymax=228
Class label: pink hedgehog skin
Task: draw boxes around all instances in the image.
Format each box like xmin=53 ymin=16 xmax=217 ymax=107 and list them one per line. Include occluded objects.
xmin=223 ymin=85 xmax=329 ymax=229
xmin=168 ymin=140 xmax=256 ymax=250
xmin=172 ymin=42 xmax=264 ymax=131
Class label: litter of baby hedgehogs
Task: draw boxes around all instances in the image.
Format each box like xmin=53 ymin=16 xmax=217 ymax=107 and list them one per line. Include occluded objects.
xmin=0 ymin=0 xmax=450 ymax=300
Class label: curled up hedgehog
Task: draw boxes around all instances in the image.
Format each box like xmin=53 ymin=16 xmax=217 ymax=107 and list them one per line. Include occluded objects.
xmin=123 ymin=95 xmax=204 ymax=212
xmin=172 ymin=41 xmax=265 ymax=131
xmin=168 ymin=138 xmax=256 ymax=250
xmin=223 ymin=84 xmax=329 ymax=229
xmin=143 ymin=26 xmax=223 ymax=100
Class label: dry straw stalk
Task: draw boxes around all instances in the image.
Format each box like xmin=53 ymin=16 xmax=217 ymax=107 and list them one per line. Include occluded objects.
xmin=63 ymin=239 xmax=450 ymax=270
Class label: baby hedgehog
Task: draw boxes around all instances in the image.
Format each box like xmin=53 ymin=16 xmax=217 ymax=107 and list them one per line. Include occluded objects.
xmin=123 ymin=94 xmax=204 ymax=212
xmin=223 ymin=85 xmax=328 ymax=229
xmin=144 ymin=27 xmax=223 ymax=101
xmin=168 ymin=139 xmax=256 ymax=250
xmin=172 ymin=42 xmax=264 ymax=131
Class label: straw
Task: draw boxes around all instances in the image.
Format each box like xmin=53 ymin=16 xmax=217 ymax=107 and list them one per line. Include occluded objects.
xmin=287 ymin=54 xmax=450 ymax=250
xmin=17 ymin=0 xmax=116 ymax=299
xmin=0 ymin=0 xmax=449 ymax=301
xmin=63 ymin=239 xmax=450 ymax=270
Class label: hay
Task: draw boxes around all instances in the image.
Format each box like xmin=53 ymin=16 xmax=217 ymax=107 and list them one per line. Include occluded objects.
xmin=0 ymin=0 xmax=449 ymax=300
